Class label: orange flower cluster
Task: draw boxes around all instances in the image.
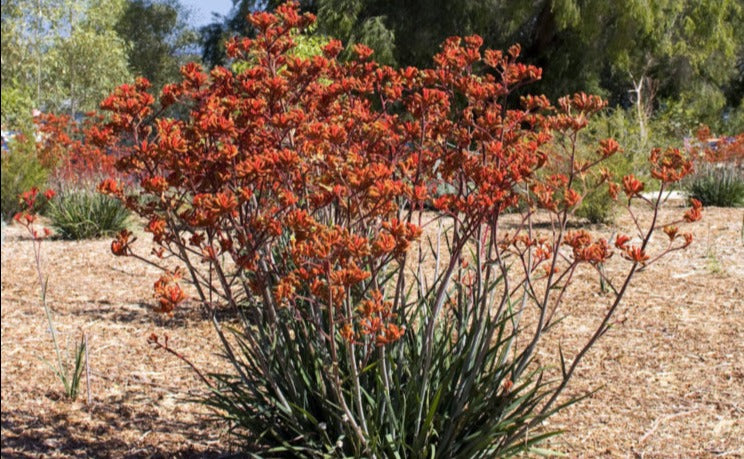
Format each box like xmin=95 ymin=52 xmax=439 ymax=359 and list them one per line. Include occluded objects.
xmin=153 ymin=268 xmax=187 ymax=314
xmin=684 ymin=198 xmax=703 ymax=223
xmin=89 ymin=2 xmax=701 ymax=346
xmin=33 ymin=113 xmax=119 ymax=186
xmin=111 ymin=229 xmax=135 ymax=256
xmin=355 ymin=290 xmax=405 ymax=346
xmin=613 ymin=235 xmax=647 ymax=264
xmin=649 ymin=148 xmax=693 ymax=183
xmin=621 ymin=174 xmax=644 ymax=198
xmin=563 ymin=230 xmax=612 ymax=265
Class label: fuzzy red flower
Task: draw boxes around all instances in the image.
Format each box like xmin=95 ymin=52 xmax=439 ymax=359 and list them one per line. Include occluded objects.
xmin=684 ymin=198 xmax=703 ymax=223
xmin=111 ymin=230 xmax=135 ymax=256
xmin=98 ymin=178 xmax=121 ymax=196
xmin=622 ymin=174 xmax=644 ymax=198
xmin=154 ymin=278 xmax=186 ymax=314
xmin=623 ymin=246 xmax=649 ymax=264
xmin=649 ymin=148 xmax=693 ymax=183
xmin=614 ymin=234 xmax=630 ymax=249
xmin=663 ymin=226 xmax=679 ymax=241
xmin=376 ymin=323 xmax=406 ymax=346
xmin=564 ymin=188 xmax=582 ymax=208
xmin=339 ymin=323 xmax=355 ymax=342
xmin=599 ymin=138 xmax=620 ymax=158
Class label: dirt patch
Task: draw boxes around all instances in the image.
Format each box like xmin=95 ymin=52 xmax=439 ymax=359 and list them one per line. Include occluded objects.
xmin=2 ymin=204 xmax=742 ymax=457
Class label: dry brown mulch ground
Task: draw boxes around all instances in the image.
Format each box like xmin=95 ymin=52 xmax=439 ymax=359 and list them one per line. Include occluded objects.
xmin=1 ymin=203 xmax=742 ymax=458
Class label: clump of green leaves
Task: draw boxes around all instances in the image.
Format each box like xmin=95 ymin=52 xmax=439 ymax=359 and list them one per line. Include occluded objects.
xmin=206 ymin=290 xmax=574 ymax=458
xmin=43 ymin=329 xmax=88 ymax=401
xmin=575 ymin=187 xmax=615 ymax=224
xmin=48 ymin=189 xmax=130 ymax=240
xmin=686 ymin=164 xmax=744 ymax=207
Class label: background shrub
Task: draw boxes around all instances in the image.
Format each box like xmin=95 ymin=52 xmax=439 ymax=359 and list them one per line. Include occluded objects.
xmin=543 ymin=110 xmax=640 ymax=224
xmin=686 ymin=164 xmax=744 ymax=207
xmin=47 ymin=189 xmax=130 ymax=239
xmin=1 ymin=136 xmax=49 ymax=220
xmin=575 ymin=185 xmax=615 ymax=224
xmin=566 ymin=107 xmax=695 ymax=224
xmin=575 ymin=150 xmax=634 ymax=224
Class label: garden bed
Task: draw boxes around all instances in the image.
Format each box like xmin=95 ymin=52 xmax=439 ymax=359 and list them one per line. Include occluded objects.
xmin=2 ymin=204 xmax=742 ymax=457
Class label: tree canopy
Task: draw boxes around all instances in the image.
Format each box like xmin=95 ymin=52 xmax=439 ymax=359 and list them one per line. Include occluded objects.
xmin=200 ymin=0 xmax=744 ymax=133
xmin=115 ymin=0 xmax=200 ymax=92
xmin=1 ymin=0 xmax=198 ymax=130
xmin=1 ymin=0 xmax=132 ymax=122
xmin=3 ymin=0 xmax=742 ymax=133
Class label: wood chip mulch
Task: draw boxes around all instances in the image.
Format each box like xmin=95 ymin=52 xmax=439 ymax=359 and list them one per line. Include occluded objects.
xmin=2 ymin=204 xmax=742 ymax=458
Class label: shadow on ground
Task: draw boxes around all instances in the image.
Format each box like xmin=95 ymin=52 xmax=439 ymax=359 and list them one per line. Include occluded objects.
xmin=0 ymin=395 xmax=236 ymax=458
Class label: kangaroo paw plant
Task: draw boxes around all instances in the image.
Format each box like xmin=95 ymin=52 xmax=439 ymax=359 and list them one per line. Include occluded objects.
xmin=88 ymin=3 xmax=701 ymax=456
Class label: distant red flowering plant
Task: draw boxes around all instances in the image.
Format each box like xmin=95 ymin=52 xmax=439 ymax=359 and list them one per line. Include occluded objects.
xmin=689 ymin=125 xmax=744 ymax=166
xmin=684 ymin=125 xmax=743 ymax=208
xmin=649 ymin=147 xmax=694 ymax=182
xmin=33 ymin=112 xmax=120 ymax=188
xmin=89 ymin=2 xmax=702 ymax=455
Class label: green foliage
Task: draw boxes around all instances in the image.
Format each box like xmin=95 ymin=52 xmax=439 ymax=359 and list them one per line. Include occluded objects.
xmin=1 ymin=137 xmax=49 ymax=220
xmin=200 ymin=0 xmax=269 ymax=68
xmin=196 ymin=0 xmax=744 ymax=130
xmin=47 ymin=0 xmax=133 ymax=116
xmin=574 ymin=160 xmax=629 ymax=224
xmin=309 ymin=0 xmax=744 ymax=110
xmin=344 ymin=15 xmax=396 ymax=64
xmin=575 ymin=185 xmax=615 ymax=224
xmin=562 ymin=110 xmax=643 ymax=224
xmin=1 ymin=0 xmax=36 ymax=132
xmin=317 ymin=0 xmax=396 ymax=64
xmin=232 ymin=24 xmax=330 ymax=74
xmin=596 ymin=107 xmax=684 ymax=167
xmin=1 ymin=85 xmax=34 ymax=132
xmin=47 ymin=189 xmax=130 ymax=239
xmin=658 ymin=88 xmax=730 ymax=136
xmin=1 ymin=0 xmax=35 ymax=104
xmin=1 ymin=0 xmax=132 ymax=117
xmin=686 ymin=164 xmax=744 ymax=207
xmin=42 ymin=331 xmax=88 ymax=400
xmin=316 ymin=0 xmax=519 ymax=69
xmin=291 ymin=25 xmax=330 ymax=60
xmin=40 ymin=260 xmax=88 ymax=401
xmin=722 ymin=99 xmax=744 ymax=134
xmin=115 ymin=0 xmax=200 ymax=92
xmin=205 ymin=281 xmax=573 ymax=458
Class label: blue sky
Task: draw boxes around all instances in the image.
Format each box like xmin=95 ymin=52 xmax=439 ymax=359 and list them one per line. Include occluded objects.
xmin=181 ymin=0 xmax=235 ymax=27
